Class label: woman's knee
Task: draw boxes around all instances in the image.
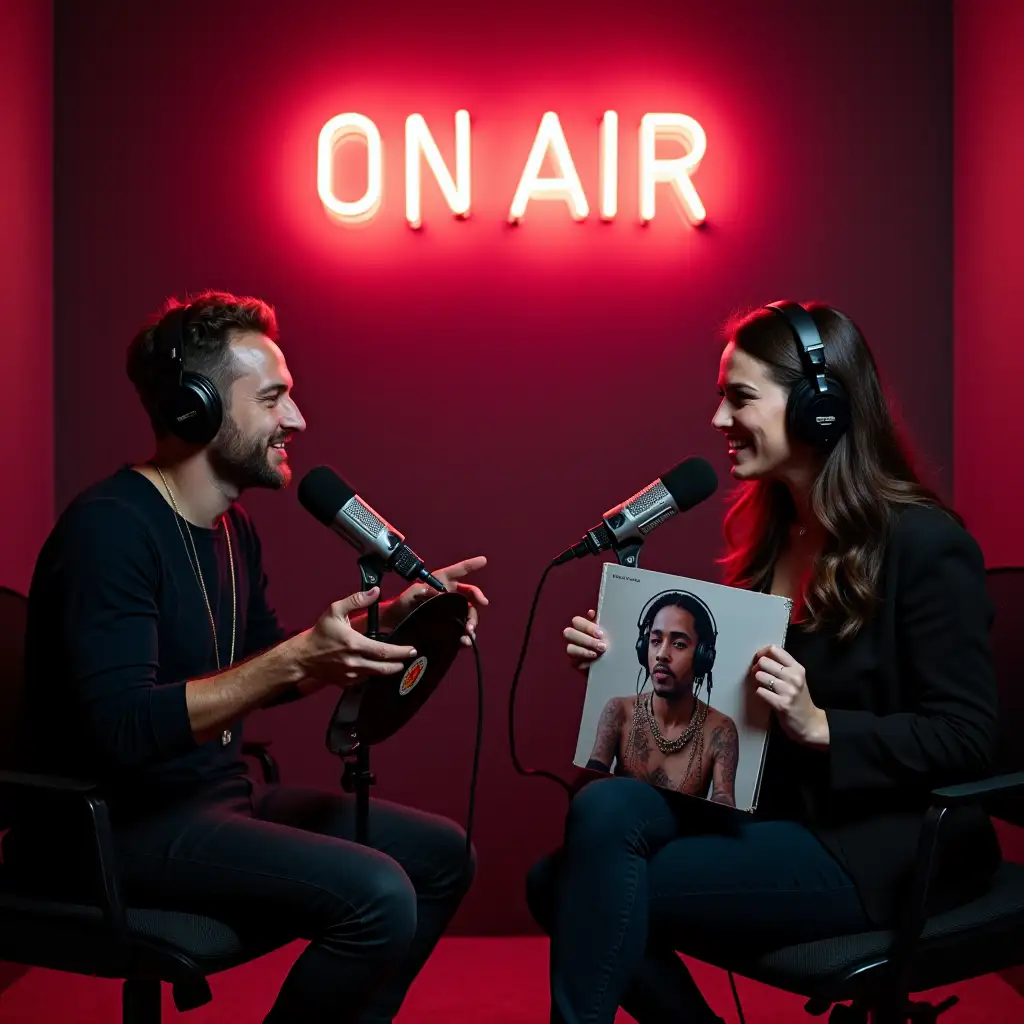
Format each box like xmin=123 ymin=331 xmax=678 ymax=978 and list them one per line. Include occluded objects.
xmin=566 ymin=775 xmax=671 ymax=848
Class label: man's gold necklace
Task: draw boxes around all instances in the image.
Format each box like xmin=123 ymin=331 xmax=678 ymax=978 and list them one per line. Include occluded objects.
xmin=155 ymin=466 xmax=236 ymax=671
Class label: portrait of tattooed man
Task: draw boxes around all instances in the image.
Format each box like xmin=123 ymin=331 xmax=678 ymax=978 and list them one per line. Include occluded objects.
xmin=584 ymin=591 xmax=739 ymax=805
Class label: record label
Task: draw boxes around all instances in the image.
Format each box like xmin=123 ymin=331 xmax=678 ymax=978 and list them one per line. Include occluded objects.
xmin=399 ymin=656 xmax=428 ymax=696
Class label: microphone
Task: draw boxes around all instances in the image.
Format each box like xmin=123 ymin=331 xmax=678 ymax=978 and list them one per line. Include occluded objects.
xmin=298 ymin=465 xmax=447 ymax=593
xmin=554 ymin=456 xmax=719 ymax=564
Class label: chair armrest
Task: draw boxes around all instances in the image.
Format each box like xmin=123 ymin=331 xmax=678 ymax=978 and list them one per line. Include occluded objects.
xmin=0 ymin=769 xmax=126 ymax=940
xmin=931 ymin=771 xmax=1024 ymax=811
xmin=242 ymin=739 xmax=280 ymax=784
xmin=887 ymin=772 xmax=1024 ymax=988
xmin=0 ymin=769 xmax=98 ymax=795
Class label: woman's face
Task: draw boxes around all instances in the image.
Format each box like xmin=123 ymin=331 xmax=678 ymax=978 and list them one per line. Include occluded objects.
xmin=712 ymin=340 xmax=797 ymax=482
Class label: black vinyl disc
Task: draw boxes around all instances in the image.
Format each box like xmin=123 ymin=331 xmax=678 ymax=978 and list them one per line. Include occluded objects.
xmin=326 ymin=591 xmax=470 ymax=755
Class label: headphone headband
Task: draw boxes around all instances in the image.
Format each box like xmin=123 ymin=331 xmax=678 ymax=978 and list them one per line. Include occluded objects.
xmin=763 ymin=300 xmax=829 ymax=393
xmin=762 ymin=299 xmax=851 ymax=449
xmin=155 ymin=304 xmax=192 ymax=390
xmin=636 ymin=588 xmax=718 ymax=641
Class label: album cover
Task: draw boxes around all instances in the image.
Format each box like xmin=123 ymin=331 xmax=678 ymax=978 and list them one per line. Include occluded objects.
xmin=572 ymin=563 xmax=794 ymax=813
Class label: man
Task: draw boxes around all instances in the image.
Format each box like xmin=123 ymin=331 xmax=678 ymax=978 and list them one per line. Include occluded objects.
xmin=6 ymin=291 xmax=488 ymax=1023
xmin=585 ymin=592 xmax=739 ymax=806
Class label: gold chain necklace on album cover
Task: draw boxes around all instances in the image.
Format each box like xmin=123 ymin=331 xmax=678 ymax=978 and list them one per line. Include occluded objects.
xmin=633 ymin=689 xmax=709 ymax=787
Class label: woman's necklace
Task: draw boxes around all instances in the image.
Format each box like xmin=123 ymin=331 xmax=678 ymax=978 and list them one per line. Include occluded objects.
xmin=155 ymin=466 xmax=236 ymax=673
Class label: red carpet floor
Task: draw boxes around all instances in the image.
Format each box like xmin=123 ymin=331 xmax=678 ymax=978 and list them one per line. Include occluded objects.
xmin=1 ymin=937 xmax=1022 ymax=1022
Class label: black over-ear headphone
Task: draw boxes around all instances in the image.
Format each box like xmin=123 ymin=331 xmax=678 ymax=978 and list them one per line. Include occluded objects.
xmin=153 ymin=304 xmax=224 ymax=445
xmin=763 ymin=300 xmax=850 ymax=450
xmin=635 ymin=589 xmax=718 ymax=681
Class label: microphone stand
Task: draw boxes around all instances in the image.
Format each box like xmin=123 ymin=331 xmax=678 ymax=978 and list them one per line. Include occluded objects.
xmin=337 ymin=552 xmax=388 ymax=847
xmin=614 ymin=539 xmax=644 ymax=568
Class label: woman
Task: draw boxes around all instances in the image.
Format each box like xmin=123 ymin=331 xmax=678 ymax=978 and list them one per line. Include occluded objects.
xmin=527 ymin=301 xmax=1002 ymax=1024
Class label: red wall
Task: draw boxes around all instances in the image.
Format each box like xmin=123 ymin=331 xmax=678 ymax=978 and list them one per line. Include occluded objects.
xmin=0 ymin=0 xmax=52 ymax=594
xmin=53 ymin=0 xmax=954 ymax=933
xmin=954 ymin=0 xmax=1024 ymax=569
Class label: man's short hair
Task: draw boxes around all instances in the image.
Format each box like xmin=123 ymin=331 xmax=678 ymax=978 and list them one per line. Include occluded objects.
xmin=126 ymin=290 xmax=278 ymax=436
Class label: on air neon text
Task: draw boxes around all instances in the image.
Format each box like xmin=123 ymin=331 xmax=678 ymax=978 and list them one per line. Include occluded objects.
xmin=316 ymin=110 xmax=708 ymax=228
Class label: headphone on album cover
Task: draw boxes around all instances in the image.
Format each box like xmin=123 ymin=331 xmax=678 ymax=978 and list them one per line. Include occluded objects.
xmin=635 ymin=589 xmax=718 ymax=684
xmin=763 ymin=300 xmax=850 ymax=450
xmin=152 ymin=304 xmax=224 ymax=445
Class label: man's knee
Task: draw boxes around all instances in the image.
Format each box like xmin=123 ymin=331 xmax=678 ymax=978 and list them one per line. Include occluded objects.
xmin=415 ymin=814 xmax=477 ymax=900
xmin=325 ymin=857 xmax=418 ymax=961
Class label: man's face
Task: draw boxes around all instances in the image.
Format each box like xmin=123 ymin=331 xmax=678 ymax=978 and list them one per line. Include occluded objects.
xmin=646 ymin=605 xmax=697 ymax=699
xmin=207 ymin=331 xmax=307 ymax=491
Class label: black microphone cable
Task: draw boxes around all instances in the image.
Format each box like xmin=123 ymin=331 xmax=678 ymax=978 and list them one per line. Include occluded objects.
xmin=507 ymin=558 xmax=576 ymax=799
xmin=462 ymin=624 xmax=484 ymax=864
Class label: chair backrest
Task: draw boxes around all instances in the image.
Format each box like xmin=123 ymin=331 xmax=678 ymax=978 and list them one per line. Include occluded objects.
xmin=987 ymin=567 xmax=1024 ymax=777
xmin=0 ymin=587 xmax=27 ymax=774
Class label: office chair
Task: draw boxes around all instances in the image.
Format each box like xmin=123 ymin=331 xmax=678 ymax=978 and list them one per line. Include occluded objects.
xmin=676 ymin=566 xmax=1024 ymax=1024
xmin=0 ymin=585 xmax=289 ymax=1023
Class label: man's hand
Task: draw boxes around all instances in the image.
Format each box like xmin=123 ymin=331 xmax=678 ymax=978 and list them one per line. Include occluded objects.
xmin=385 ymin=556 xmax=489 ymax=647
xmin=296 ymin=588 xmax=419 ymax=686
xmin=750 ymin=644 xmax=829 ymax=748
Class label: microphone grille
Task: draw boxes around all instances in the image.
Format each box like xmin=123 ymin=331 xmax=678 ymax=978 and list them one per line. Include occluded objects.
xmin=298 ymin=466 xmax=356 ymax=525
xmin=346 ymin=499 xmax=388 ymax=536
xmin=661 ymin=457 xmax=719 ymax=511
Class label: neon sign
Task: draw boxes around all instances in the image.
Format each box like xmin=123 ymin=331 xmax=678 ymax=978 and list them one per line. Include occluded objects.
xmin=316 ymin=110 xmax=707 ymax=228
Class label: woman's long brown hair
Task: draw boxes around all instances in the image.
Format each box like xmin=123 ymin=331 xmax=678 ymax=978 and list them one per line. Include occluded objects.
xmin=719 ymin=302 xmax=959 ymax=641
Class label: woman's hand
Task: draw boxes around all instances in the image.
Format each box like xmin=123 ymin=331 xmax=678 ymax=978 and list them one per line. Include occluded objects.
xmin=750 ymin=644 xmax=829 ymax=748
xmin=564 ymin=609 xmax=607 ymax=672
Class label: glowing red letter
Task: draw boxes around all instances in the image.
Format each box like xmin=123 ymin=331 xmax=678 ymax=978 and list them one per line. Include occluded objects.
xmin=405 ymin=110 xmax=472 ymax=229
xmin=509 ymin=112 xmax=589 ymax=224
xmin=317 ymin=113 xmax=383 ymax=224
xmin=638 ymin=113 xmax=707 ymax=225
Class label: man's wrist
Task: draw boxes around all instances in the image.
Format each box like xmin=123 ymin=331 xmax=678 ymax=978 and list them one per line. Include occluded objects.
xmin=277 ymin=629 xmax=316 ymax=689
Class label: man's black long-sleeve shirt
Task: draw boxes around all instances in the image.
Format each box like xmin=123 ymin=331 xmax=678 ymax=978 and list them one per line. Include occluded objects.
xmin=21 ymin=466 xmax=289 ymax=814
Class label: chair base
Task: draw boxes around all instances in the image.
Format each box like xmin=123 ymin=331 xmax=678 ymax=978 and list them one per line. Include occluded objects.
xmin=805 ymin=995 xmax=960 ymax=1023
xmin=123 ymin=978 xmax=161 ymax=1024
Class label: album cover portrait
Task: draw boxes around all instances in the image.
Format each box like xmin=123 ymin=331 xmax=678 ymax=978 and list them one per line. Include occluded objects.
xmin=572 ymin=563 xmax=793 ymax=812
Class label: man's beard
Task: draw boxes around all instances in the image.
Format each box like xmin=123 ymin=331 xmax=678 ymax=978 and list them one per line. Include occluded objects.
xmin=651 ymin=669 xmax=693 ymax=701
xmin=208 ymin=415 xmax=290 ymax=491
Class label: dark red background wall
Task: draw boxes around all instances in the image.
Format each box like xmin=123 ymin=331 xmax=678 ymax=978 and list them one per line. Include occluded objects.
xmin=0 ymin=0 xmax=52 ymax=595
xmin=954 ymin=0 xmax=1024 ymax=569
xmin=48 ymin=0 xmax=957 ymax=934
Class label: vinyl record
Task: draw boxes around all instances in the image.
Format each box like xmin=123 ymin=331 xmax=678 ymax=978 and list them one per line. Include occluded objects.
xmin=326 ymin=591 xmax=470 ymax=755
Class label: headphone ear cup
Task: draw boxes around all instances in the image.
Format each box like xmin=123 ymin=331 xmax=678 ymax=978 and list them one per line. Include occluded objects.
xmin=806 ymin=379 xmax=850 ymax=448
xmin=786 ymin=378 xmax=815 ymax=446
xmin=787 ymin=377 xmax=850 ymax=449
xmin=164 ymin=371 xmax=223 ymax=445
xmin=693 ymin=641 xmax=715 ymax=679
